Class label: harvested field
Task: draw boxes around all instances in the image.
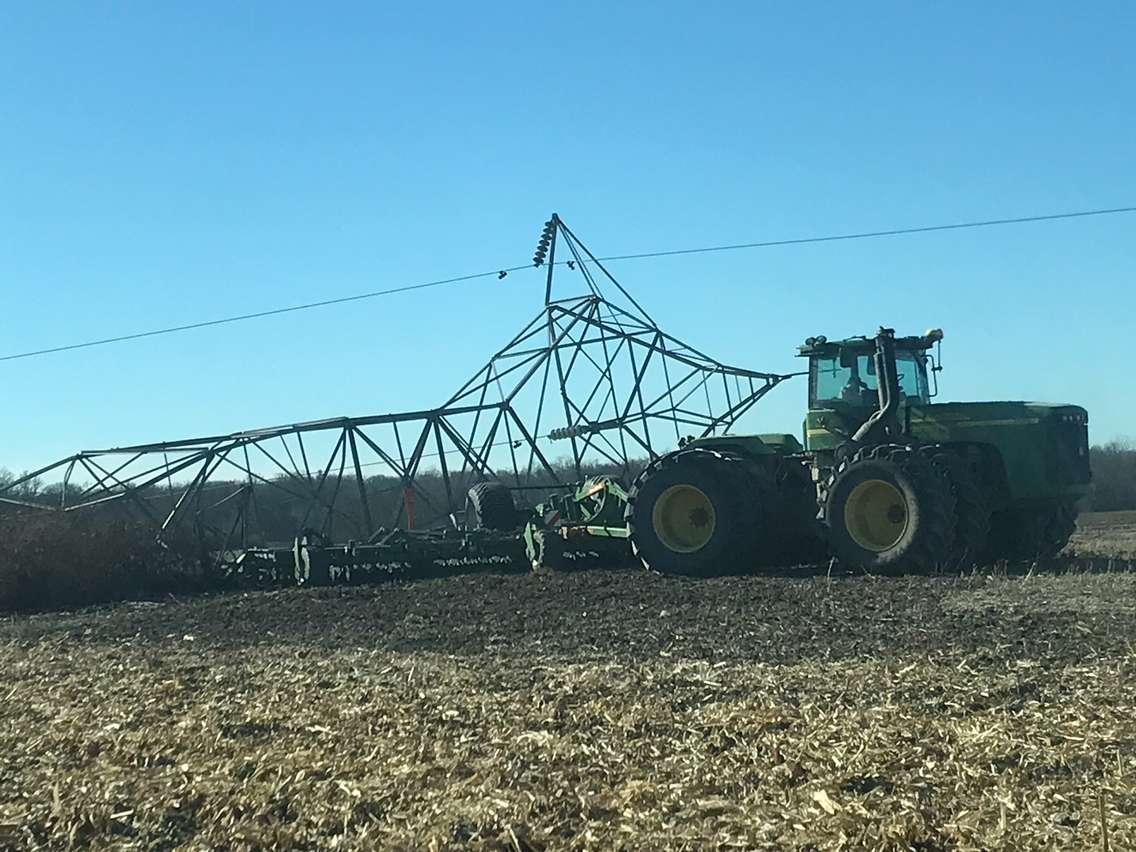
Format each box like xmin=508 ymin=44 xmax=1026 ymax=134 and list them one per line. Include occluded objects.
xmin=1070 ymin=510 xmax=1136 ymax=559
xmin=1 ymin=516 xmax=1135 ymax=850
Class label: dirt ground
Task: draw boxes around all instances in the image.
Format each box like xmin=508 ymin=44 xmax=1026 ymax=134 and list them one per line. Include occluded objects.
xmin=1 ymin=515 xmax=1134 ymax=850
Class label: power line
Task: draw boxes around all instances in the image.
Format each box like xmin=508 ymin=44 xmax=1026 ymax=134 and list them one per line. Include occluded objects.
xmin=0 ymin=265 xmax=532 ymax=363
xmin=2 ymin=204 xmax=1132 ymax=364
xmin=593 ymin=205 xmax=1136 ymax=262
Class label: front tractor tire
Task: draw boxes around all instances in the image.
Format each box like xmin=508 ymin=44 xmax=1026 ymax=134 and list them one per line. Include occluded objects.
xmin=823 ymin=445 xmax=956 ymax=573
xmin=626 ymin=449 xmax=769 ymax=576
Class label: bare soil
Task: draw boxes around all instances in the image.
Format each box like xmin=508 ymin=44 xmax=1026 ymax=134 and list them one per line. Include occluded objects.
xmin=1 ymin=515 xmax=1134 ymax=850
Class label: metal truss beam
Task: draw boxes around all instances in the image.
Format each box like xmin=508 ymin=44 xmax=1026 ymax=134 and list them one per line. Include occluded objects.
xmin=0 ymin=216 xmax=797 ymax=550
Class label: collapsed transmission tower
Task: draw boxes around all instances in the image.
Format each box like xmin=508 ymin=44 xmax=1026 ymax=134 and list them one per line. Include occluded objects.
xmin=0 ymin=216 xmax=794 ymax=554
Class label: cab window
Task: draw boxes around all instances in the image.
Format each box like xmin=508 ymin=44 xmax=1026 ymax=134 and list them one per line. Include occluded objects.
xmin=810 ymin=350 xmax=929 ymax=408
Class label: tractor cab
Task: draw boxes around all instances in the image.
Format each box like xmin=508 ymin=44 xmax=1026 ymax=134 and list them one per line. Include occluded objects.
xmin=798 ymin=330 xmax=942 ymax=451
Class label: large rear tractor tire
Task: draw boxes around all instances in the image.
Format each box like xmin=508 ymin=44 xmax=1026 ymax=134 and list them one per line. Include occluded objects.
xmin=1046 ymin=501 xmax=1079 ymax=556
xmin=823 ymin=445 xmax=956 ymax=573
xmin=771 ymin=459 xmax=828 ymax=566
xmin=927 ymin=450 xmax=992 ymax=567
xmin=626 ymin=449 xmax=771 ymax=576
xmin=988 ymin=500 xmax=1078 ymax=562
xmin=466 ymin=482 xmax=518 ymax=531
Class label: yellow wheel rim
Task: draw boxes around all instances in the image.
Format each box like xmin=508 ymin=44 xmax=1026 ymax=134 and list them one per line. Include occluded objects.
xmin=843 ymin=479 xmax=908 ymax=552
xmin=652 ymin=484 xmax=717 ymax=553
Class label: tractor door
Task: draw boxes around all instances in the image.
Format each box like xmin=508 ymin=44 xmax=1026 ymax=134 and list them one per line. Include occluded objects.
xmin=805 ymin=348 xmax=877 ymax=450
xmin=805 ymin=346 xmax=932 ymax=450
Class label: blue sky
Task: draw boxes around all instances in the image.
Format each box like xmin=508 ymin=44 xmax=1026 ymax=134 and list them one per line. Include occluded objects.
xmin=2 ymin=2 xmax=1134 ymax=473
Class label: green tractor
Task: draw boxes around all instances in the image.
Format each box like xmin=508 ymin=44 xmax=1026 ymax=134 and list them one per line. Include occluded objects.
xmin=626 ymin=328 xmax=1091 ymax=574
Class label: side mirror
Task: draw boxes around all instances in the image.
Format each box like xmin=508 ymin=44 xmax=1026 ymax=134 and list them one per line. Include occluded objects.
xmin=927 ymin=341 xmax=943 ymax=398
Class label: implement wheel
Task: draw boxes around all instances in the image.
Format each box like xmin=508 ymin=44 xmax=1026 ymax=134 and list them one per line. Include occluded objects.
xmin=627 ymin=448 xmax=769 ymax=576
xmin=824 ymin=445 xmax=955 ymax=573
xmin=466 ymin=482 xmax=517 ymax=531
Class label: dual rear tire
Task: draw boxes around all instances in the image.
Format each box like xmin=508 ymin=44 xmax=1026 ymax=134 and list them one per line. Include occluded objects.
xmin=822 ymin=445 xmax=957 ymax=573
xmin=987 ymin=500 xmax=1077 ymax=562
xmin=626 ymin=448 xmax=821 ymax=576
xmin=626 ymin=449 xmax=773 ymax=576
xmin=629 ymin=443 xmax=1078 ymax=577
xmin=823 ymin=445 xmax=1076 ymax=570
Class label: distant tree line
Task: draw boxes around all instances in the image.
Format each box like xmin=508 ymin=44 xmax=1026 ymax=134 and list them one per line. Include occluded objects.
xmin=1089 ymin=441 xmax=1136 ymax=512
xmin=2 ymin=441 xmax=1134 ymax=546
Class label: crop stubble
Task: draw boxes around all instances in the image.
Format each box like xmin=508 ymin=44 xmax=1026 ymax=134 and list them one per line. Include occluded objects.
xmin=0 ymin=516 xmax=1134 ymax=850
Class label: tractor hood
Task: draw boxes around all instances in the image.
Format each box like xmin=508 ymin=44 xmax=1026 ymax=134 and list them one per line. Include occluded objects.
xmin=907 ymin=400 xmax=1087 ymax=429
xmin=907 ymin=400 xmax=1090 ymax=502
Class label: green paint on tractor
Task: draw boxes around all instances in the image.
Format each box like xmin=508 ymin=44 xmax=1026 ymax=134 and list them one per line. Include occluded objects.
xmin=625 ymin=327 xmax=1091 ymax=575
xmin=800 ymin=333 xmax=1090 ymax=510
